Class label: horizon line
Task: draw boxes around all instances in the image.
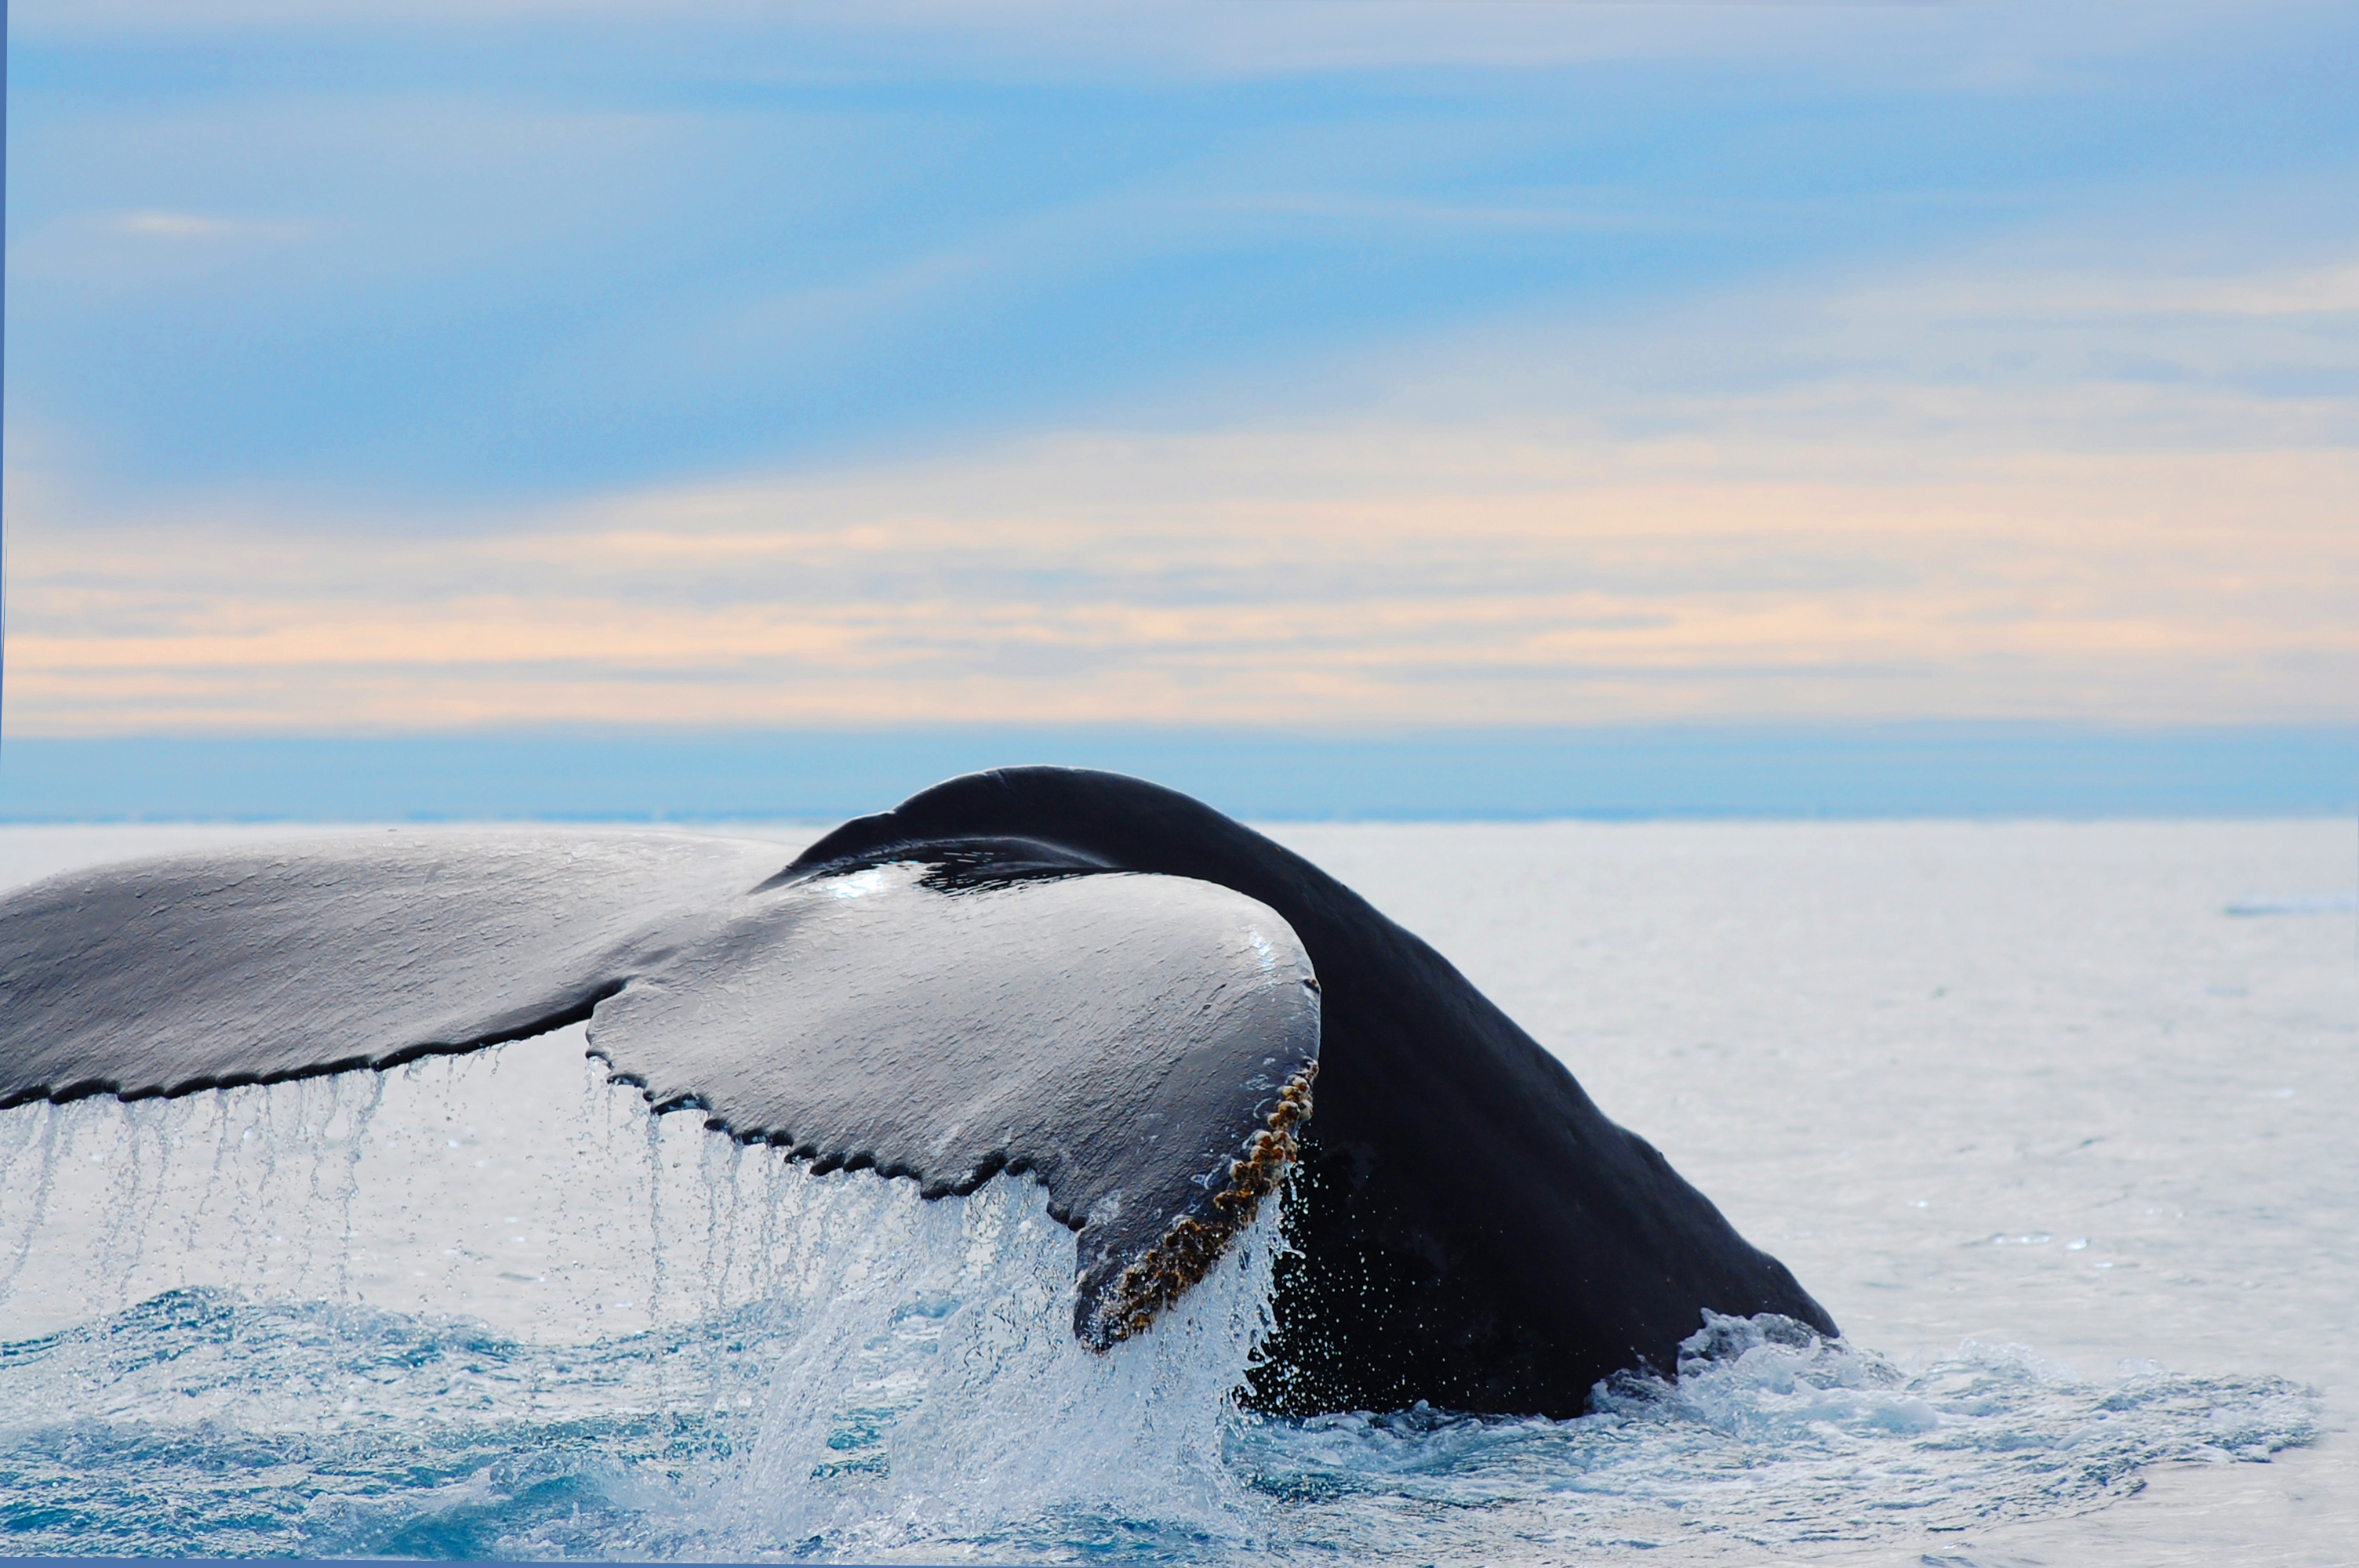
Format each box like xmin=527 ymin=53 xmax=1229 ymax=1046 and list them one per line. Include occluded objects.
xmin=5 ymin=725 xmax=2352 ymax=825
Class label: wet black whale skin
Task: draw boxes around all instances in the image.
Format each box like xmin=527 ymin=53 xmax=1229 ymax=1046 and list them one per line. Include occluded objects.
xmin=0 ymin=829 xmax=1320 ymax=1345
xmin=0 ymin=771 xmax=1834 ymax=1417
xmin=789 ymin=768 xmax=1838 ymax=1418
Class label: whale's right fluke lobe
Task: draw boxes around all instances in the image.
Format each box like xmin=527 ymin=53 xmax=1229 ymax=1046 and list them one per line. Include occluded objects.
xmin=791 ymin=767 xmax=1840 ymax=1419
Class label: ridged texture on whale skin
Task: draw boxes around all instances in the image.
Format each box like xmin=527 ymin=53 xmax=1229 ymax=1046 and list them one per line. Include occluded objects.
xmin=0 ymin=833 xmax=1321 ymax=1342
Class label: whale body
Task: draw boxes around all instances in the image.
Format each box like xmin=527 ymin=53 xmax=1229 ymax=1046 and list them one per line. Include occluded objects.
xmin=0 ymin=767 xmax=1831 ymax=1417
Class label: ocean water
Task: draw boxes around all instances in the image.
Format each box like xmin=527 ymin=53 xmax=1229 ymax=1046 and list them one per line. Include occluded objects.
xmin=0 ymin=819 xmax=2350 ymax=1564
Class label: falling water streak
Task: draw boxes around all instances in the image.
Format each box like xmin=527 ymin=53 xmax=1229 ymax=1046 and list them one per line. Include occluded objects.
xmin=644 ymin=1096 xmax=666 ymax=1344
xmin=0 ymin=1102 xmax=60 ymax=1304
xmin=340 ymin=1073 xmax=385 ymax=1303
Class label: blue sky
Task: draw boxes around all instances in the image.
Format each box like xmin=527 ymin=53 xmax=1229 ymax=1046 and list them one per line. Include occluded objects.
xmin=5 ymin=1 xmax=2354 ymax=733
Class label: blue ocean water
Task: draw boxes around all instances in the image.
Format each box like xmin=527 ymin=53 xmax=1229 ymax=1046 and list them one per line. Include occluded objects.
xmin=0 ymin=820 xmax=2350 ymax=1563
xmin=0 ymin=1255 xmax=2314 ymax=1561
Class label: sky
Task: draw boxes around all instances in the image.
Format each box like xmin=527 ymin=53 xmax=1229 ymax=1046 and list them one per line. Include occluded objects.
xmin=5 ymin=0 xmax=2355 ymax=736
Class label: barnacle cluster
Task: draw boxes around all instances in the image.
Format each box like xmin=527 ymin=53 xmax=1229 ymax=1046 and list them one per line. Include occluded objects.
xmin=1092 ymin=1061 xmax=1318 ymax=1346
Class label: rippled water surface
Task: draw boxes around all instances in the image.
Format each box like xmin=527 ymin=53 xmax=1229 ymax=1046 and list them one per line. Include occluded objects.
xmin=0 ymin=819 xmax=2351 ymax=1564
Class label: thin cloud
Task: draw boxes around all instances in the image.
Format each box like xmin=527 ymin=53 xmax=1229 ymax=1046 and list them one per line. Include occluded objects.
xmin=1852 ymin=261 xmax=2359 ymax=322
xmin=9 ymin=409 xmax=2353 ymax=734
xmin=111 ymin=211 xmax=314 ymax=242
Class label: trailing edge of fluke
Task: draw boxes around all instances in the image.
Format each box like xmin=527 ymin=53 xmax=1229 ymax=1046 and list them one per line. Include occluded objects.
xmin=0 ymin=767 xmax=1834 ymax=1417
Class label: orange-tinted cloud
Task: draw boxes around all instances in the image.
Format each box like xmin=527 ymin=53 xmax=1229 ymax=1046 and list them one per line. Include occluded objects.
xmin=10 ymin=412 xmax=2352 ymax=733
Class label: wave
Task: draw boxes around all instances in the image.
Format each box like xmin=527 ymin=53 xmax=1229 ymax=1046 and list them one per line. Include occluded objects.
xmin=2224 ymin=889 xmax=2358 ymax=916
xmin=1232 ymin=1315 xmax=2316 ymax=1561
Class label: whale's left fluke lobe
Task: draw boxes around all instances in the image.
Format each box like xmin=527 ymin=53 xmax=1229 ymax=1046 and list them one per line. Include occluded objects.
xmin=0 ymin=829 xmax=1321 ymax=1345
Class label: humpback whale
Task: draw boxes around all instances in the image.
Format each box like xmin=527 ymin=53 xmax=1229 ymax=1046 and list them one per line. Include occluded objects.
xmin=0 ymin=767 xmax=1832 ymax=1417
